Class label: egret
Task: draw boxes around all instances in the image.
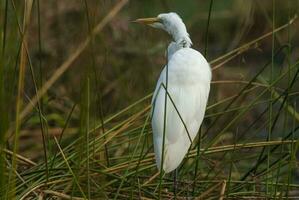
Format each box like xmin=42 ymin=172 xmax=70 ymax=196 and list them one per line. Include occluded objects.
xmin=135 ymin=13 xmax=211 ymax=173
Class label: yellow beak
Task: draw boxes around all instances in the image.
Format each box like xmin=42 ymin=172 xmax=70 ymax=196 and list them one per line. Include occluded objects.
xmin=132 ymin=17 xmax=160 ymax=25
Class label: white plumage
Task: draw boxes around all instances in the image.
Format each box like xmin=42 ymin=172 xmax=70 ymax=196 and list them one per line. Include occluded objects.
xmin=135 ymin=12 xmax=211 ymax=173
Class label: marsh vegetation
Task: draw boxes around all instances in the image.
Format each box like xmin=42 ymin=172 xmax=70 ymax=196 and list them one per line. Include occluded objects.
xmin=0 ymin=0 xmax=299 ymax=199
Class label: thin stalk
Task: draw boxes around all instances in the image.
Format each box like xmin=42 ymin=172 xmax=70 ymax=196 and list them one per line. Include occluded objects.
xmin=1 ymin=0 xmax=8 ymax=56
xmin=0 ymin=0 xmax=8 ymax=198
xmin=204 ymin=0 xmax=213 ymax=58
xmin=10 ymin=0 xmax=49 ymax=184
xmin=53 ymin=137 xmax=87 ymax=199
xmin=36 ymin=0 xmax=49 ymax=177
xmin=285 ymin=2 xmax=293 ymax=198
xmin=225 ymin=129 xmax=238 ymax=198
xmin=9 ymin=1 xmax=33 ymax=198
xmin=86 ymin=78 xmax=91 ymax=199
xmin=50 ymin=103 xmax=77 ymax=171
xmin=82 ymin=0 xmax=110 ymax=167
xmin=159 ymin=57 xmax=169 ymax=198
xmin=113 ymin=113 xmax=151 ymax=199
xmin=266 ymin=0 xmax=275 ymax=194
xmin=193 ymin=0 xmax=214 ymax=194
xmin=286 ymin=103 xmax=297 ymax=199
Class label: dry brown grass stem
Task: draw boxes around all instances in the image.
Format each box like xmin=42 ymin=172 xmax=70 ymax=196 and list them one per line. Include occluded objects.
xmin=104 ymin=157 xmax=154 ymax=173
xmin=219 ymin=180 xmax=227 ymax=200
xmin=42 ymin=190 xmax=84 ymax=200
xmin=212 ymin=45 xmax=250 ymax=71
xmin=96 ymin=105 xmax=150 ymax=150
xmin=196 ymin=181 xmax=223 ymax=199
xmin=211 ymin=80 xmax=271 ymax=88
xmin=4 ymin=149 xmax=36 ymax=166
xmin=53 ymin=137 xmax=86 ymax=198
xmin=18 ymin=0 xmax=129 ymax=123
xmin=105 ymin=140 xmax=295 ymax=174
xmin=19 ymin=179 xmax=70 ymax=200
xmin=142 ymin=171 xmax=160 ymax=186
xmin=192 ymin=140 xmax=295 ymax=155
xmin=210 ymin=14 xmax=297 ymax=69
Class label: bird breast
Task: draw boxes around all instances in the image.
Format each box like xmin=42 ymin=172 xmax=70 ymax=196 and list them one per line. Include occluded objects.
xmin=167 ymin=48 xmax=211 ymax=86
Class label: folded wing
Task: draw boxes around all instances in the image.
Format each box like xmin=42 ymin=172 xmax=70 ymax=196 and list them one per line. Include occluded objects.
xmin=151 ymin=48 xmax=211 ymax=173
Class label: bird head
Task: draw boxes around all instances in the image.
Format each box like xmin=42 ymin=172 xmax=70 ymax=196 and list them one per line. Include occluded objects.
xmin=133 ymin=12 xmax=191 ymax=45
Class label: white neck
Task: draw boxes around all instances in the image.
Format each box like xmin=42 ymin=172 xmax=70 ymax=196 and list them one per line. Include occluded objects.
xmin=156 ymin=13 xmax=193 ymax=48
xmin=175 ymin=35 xmax=192 ymax=48
xmin=164 ymin=21 xmax=192 ymax=48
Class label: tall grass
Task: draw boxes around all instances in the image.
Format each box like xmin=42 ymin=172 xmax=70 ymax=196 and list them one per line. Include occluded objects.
xmin=1 ymin=0 xmax=299 ymax=199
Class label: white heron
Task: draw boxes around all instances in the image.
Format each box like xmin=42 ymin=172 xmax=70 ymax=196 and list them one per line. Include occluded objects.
xmin=135 ymin=12 xmax=211 ymax=173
